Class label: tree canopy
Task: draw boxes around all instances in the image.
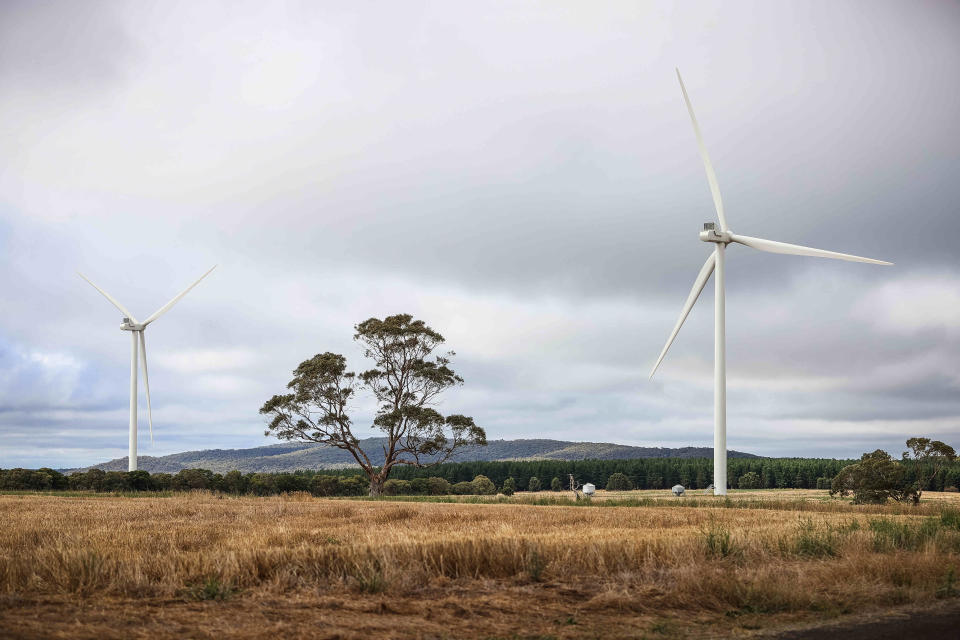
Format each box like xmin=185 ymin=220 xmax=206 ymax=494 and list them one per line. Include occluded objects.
xmin=260 ymin=314 xmax=486 ymax=495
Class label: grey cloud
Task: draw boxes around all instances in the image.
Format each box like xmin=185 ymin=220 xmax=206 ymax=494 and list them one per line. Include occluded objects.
xmin=1 ymin=1 xmax=958 ymax=467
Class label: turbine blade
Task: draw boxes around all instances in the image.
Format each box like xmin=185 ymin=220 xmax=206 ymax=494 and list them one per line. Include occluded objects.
xmin=138 ymin=331 xmax=153 ymax=445
xmin=676 ymin=68 xmax=729 ymax=231
xmin=137 ymin=331 xmax=153 ymax=445
xmin=729 ymin=234 xmax=893 ymax=265
xmin=650 ymin=251 xmax=716 ymax=378
xmin=142 ymin=265 xmax=217 ymax=326
xmin=77 ymin=273 xmax=138 ymax=323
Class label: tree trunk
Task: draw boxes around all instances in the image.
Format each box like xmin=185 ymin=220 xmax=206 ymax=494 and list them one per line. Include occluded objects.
xmin=368 ymin=477 xmax=384 ymax=497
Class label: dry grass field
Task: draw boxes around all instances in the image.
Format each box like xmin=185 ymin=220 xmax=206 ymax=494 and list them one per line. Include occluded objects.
xmin=2 ymin=490 xmax=960 ymax=639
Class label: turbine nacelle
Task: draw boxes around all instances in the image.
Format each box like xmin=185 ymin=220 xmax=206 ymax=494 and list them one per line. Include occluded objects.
xmin=699 ymin=222 xmax=731 ymax=244
xmin=120 ymin=318 xmax=144 ymax=331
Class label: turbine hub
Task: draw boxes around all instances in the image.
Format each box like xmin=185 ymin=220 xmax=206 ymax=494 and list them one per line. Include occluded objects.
xmin=120 ymin=318 xmax=143 ymax=331
xmin=699 ymin=222 xmax=731 ymax=244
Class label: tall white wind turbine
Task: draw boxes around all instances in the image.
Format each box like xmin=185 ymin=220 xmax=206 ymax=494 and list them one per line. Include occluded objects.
xmin=78 ymin=266 xmax=217 ymax=471
xmin=650 ymin=70 xmax=892 ymax=495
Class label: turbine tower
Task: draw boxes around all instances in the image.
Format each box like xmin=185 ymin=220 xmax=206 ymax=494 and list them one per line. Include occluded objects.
xmin=79 ymin=266 xmax=217 ymax=471
xmin=650 ymin=70 xmax=891 ymax=495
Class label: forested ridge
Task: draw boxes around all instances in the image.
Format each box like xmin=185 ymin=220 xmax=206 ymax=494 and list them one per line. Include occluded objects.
xmin=61 ymin=439 xmax=759 ymax=474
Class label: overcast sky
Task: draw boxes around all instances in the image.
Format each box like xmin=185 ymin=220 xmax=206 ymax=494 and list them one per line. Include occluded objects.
xmin=2 ymin=0 xmax=958 ymax=468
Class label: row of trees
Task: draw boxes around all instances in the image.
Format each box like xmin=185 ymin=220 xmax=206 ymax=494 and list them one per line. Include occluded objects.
xmin=5 ymin=454 xmax=958 ymax=497
xmin=386 ymin=457 xmax=864 ymax=491
xmin=0 ymin=467 xmax=515 ymax=497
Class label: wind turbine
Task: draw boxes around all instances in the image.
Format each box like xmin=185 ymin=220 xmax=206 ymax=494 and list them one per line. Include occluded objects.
xmin=78 ymin=266 xmax=217 ymax=471
xmin=650 ymin=70 xmax=892 ymax=495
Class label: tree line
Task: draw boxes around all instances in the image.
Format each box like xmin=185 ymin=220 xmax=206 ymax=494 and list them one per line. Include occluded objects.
xmin=3 ymin=455 xmax=960 ymax=495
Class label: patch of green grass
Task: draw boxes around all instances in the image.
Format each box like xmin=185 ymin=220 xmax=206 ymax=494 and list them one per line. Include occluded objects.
xmin=702 ymin=520 xmax=738 ymax=558
xmin=783 ymin=518 xmax=842 ymax=557
xmin=940 ymin=508 xmax=960 ymax=530
xmin=351 ymin=560 xmax=388 ymax=593
xmin=526 ymin=549 xmax=547 ymax=582
xmin=868 ymin=517 xmax=941 ymax=551
xmin=936 ymin=567 xmax=957 ymax=599
xmin=185 ymin=576 xmax=236 ymax=601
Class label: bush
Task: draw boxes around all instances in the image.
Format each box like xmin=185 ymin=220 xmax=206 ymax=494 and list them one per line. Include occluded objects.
xmin=738 ymin=472 xmax=761 ymax=489
xmin=701 ymin=521 xmax=737 ymax=558
xmin=310 ymin=475 xmax=341 ymax=496
xmin=221 ymin=470 xmax=248 ymax=494
xmin=338 ymin=475 xmax=369 ymax=496
xmin=103 ymin=472 xmax=132 ymax=492
xmin=550 ymin=477 xmax=563 ymax=492
xmin=248 ymin=473 xmax=277 ymax=496
xmin=274 ymin=473 xmax=310 ymax=493
xmin=830 ymin=450 xmax=916 ymax=504
xmin=426 ymin=477 xmax=451 ymax=495
xmin=501 ymin=477 xmax=516 ymax=496
xmin=383 ymin=479 xmax=412 ymax=496
xmin=409 ymin=477 xmax=429 ymax=495
xmin=869 ymin=517 xmax=940 ymax=551
xmin=0 ymin=468 xmax=62 ymax=491
xmin=940 ymin=508 xmax=960 ymax=531
xmin=787 ymin=519 xmax=840 ymax=557
xmin=150 ymin=473 xmax=174 ymax=491
xmin=606 ymin=472 xmax=633 ymax=491
xmin=172 ymin=469 xmax=213 ymax=491
xmin=452 ymin=481 xmax=474 ymax=495
xmin=527 ymin=476 xmax=541 ymax=492
xmin=946 ymin=486 xmax=959 ymax=493
xmin=472 ymin=475 xmax=496 ymax=495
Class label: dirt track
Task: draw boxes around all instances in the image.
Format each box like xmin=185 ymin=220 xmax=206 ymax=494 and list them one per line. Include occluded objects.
xmin=768 ymin=600 xmax=960 ymax=639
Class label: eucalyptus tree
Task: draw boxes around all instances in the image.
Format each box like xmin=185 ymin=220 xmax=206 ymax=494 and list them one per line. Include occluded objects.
xmin=903 ymin=437 xmax=956 ymax=502
xmin=260 ymin=314 xmax=486 ymax=496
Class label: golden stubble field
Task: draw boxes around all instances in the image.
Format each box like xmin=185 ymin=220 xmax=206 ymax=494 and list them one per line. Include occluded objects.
xmin=2 ymin=490 xmax=960 ymax=639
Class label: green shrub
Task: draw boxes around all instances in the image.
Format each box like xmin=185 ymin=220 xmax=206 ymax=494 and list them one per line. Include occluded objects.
xmin=409 ymin=477 xmax=429 ymax=495
xmin=452 ymin=481 xmax=474 ymax=495
xmin=606 ymin=472 xmax=633 ymax=491
xmin=941 ymin=508 xmax=960 ymax=530
xmin=310 ymin=475 xmax=340 ymax=496
xmin=501 ymin=477 xmax=516 ymax=496
xmin=150 ymin=472 xmax=174 ymax=491
xmin=221 ymin=470 xmax=248 ymax=494
xmin=338 ymin=475 xmax=369 ymax=496
xmin=527 ymin=476 xmax=541 ymax=492
xmin=787 ymin=519 xmax=840 ymax=557
xmin=247 ymin=473 xmax=277 ymax=496
xmin=186 ymin=576 xmax=236 ymax=601
xmin=383 ymin=479 xmax=412 ymax=496
xmin=869 ymin=517 xmax=940 ymax=551
xmin=172 ymin=469 xmax=214 ymax=491
xmin=472 ymin=475 xmax=496 ymax=495
xmin=426 ymin=477 xmax=451 ymax=495
xmin=702 ymin=520 xmax=737 ymax=558
xmin=550 ymin=477 xmax=563 ymax=492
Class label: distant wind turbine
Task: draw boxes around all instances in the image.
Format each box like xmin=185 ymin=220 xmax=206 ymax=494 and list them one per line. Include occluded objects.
xmin=650 ymin=70 xmax=892 ymax=495
xmin=79 ymin=266 xmax=217 ymax=471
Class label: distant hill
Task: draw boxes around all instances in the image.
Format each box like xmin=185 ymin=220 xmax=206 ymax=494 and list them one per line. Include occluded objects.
xmin=64 ymin=439 xmax=759 ymax=474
